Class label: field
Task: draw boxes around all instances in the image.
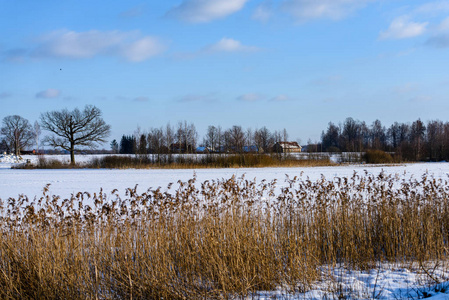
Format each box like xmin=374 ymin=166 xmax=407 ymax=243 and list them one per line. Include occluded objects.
xmin=2 ymin=155 xmax=449 ymax=299
xmin=1 ymin=154 xmax=447 ymax=202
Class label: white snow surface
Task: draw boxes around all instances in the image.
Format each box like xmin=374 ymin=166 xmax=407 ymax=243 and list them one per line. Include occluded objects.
xmin=1 ymin=155 xmax=449 ymax=202
xmin=252 ymin=264 xmax=449 ymax=299
xmin=2 ymin=154 xmax=449 ymax=299
xmin=0 ymin=153 xmax=25 ymax=169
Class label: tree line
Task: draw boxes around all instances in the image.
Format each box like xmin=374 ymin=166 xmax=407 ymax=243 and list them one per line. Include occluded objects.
xmin=113 ymin=122 xmax=291 ymax=155
xmin=319 ymin=117 xmax=449 ymax=161
xmin=2 ymin=104 xmax=449 ymax=164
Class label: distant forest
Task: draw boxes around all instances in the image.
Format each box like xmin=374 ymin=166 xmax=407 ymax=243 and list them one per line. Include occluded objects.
xmin=113 ymin=122 xmax=290 ymax=156
xmin=3 ymin=112 xmax=449 ymax=162
xmin=115 ymin=118 xmax=449 ymax=162
xmin=319 ymin=118 xmax=447 ymax=161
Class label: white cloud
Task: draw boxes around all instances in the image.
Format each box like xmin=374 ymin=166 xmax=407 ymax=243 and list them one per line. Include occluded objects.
xmin=410 ymin=95 xmax=432 ymax=103
xmin=35 ymin=30 xmax=124 ymax=59
xmin=206 ymin=38 xmax=259 ymax=53
xmin=36 ymin=89 xmax=61 ymax=99
xmin=252 ymin=1 xmax=273 ymax=22
xmin=281 ymin=0 xmax=372 ymax=22
xmin=177 ymin=93 xmax=218 ymax=103
xmin=426 ymin=17 xmax=449 ymax=47
xmin=437 ymin=16 xmax=449 ymax=31
xmin=115 ymin=96 xmax=128 ymax=101
xmin=309 ymin=75 xmax=342 ymax=86
xmin=134 ymin=97 xmax=150 ymax=102
xmin=379 ymin=16 xmax=428 ymax=40
xmin=119 ymin=5 xmax=146 ymax=18
xmin=33 ymin=30 xmax=165 ymax=62
xmin=414 ymin=1 xmax=449 ymax=15
xmin=167 ymin=0 xmax=249 ymax=23
xmin=121 ymin=37 xmax=166 ymax=62
xmin=393 ymin=83 xmax=419 ymax=95
xmin=3 ymin=49 xmax=28 ymax=62
xmin=172 ymin=38 xmax=259 ymax=59
xmin=270 ymin=94 xmax=290 ymax=102
xmin=237 ymin=93 xmax=264 ymax=102
xmin=238 ymin=93 xmax=291 ymax=102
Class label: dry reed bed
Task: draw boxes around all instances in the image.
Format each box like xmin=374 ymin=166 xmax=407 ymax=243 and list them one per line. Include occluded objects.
xmin=1 ymin=172 xmax=449 ymax=299
xmin=19 ymin=153 xmax=334 ymax=169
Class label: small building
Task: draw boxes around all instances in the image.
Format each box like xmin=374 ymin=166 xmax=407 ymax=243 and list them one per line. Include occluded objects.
xmin=273 ymin=141 xmax=302 ymax=153
xmin=196 ymin=146 xmax=210 ymax=153
xmin=170 ymin=143 xmax=194 ymax=153
xmin=19 ymin=150 xmax=36 ymax=155
xmin=243 ymin=145 xmax=260 ymax=153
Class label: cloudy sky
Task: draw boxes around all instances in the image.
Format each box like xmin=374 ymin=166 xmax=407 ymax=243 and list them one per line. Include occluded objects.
xmin=1 ymin=0 xmax=449 ymax=144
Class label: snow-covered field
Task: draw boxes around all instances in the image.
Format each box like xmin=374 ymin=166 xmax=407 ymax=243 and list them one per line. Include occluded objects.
xmin=1 ymin=154 xmax=449 ymax=202
xmin=2 ymin=154 xmax=449 ymax=299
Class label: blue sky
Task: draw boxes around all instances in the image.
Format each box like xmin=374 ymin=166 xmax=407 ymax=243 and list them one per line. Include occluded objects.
xmin=1 ymin=0 xmax=449 ymax=144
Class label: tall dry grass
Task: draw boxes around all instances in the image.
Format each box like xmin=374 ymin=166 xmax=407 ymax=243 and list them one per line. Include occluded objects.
xmin=19 ymin=154 xmax=334 ymax=169
xmin=1 ymin=171 xmax=449 ymax=298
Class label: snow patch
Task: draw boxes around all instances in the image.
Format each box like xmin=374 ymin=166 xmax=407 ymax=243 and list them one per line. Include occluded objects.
xmin=0 ymin=153 xmax=24 ymax=168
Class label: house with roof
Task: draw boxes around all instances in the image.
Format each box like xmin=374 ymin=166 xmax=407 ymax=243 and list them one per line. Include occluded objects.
xmin=196 ymin=146 xmax=210 ymax=153
xmin=243 ymin=145 xmax=260 ymax=153
xmin=170 ymin=142 xmax=194 ymax=153
xmin=273 ymin=141 xmax=302 ymax=153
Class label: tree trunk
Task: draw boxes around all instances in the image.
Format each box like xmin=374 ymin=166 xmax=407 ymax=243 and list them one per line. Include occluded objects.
xmin=70 ymin=143 xmax=75 ymax=165
xmin=14 ymin=130 xmax=19 ymax=156
xmin=15 ymin=140 xmax=19 ymax=156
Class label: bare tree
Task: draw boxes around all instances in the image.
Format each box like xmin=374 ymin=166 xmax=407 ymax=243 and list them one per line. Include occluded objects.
xmin=40 ymin=105 xmax=111 ymax=165
xmin=341 ymin=117 xmax=361 ymax=152
xmin=0 ymin=138 xmax=8 ymax=153
xmin=33 ymin=121 xmax=41 ymax=154
xmin=370 ymin=119 xmax=386 ymax=150
xmin=222 ymin=130 xmax=231 ymax=153
xmin=229 ymin=125 xmax=245 ymax=153
xmin=426 ymin=120 xmax=444 ymax=161
xmin=255 ymin=126 xmax=274 ymax=153
xmin=110 ymin=139 xmax=119 ymax=154
xmin=148 ymin=127 xmax=164 ymax=162
xmin=216 ymin=125 xmax=223 ymax=153
xmin=0 ymin=115 xmax=34 ymax=156
xmin=165 ymin=123 xmax=174 ymax=154
xmin=175 ymin=121 xmax=197 ymax=153
xmin=186 ymin=122 xmax=198 ymax=153
xmin=282 ymin=128 xmax=289 ymax=142
xmin=321 ymin=122 xmax=340 ymax=152
xmin=246 ymin=128 xmax=254 ymax=147
xmin=134 ymin=126 xmax=142 ymax=154
xmin=204 ymin=125 xmax=218 ymax=151
xmin=410 ymin=119 xmax=426 ymax=161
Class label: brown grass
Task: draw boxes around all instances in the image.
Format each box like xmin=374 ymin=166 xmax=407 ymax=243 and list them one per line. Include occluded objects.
xmin=363 ymin=149 xmax=395 ymax=164
xmin=20 ymin=154 xmax=334 ymax=169
xmin=16 ymin=155 xmax=79 ymax=169
xmin=1 ymin=172 xmax=449 ymax=298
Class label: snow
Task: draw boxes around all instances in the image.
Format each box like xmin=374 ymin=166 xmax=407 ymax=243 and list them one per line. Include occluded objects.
xmin=1 ymin=155 xmax=449 ymax=202
xmin=253 ymin=264 xmax=449 ymax=299
xmin=0 ymin=153 xmax=25 ymax=169
xmin=2 ymin=154 xmax=449 ymax=299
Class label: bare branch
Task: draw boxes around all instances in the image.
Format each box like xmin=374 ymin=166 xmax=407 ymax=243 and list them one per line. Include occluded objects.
xmin=40 ymin=105 xmax=111 ymax=164
xmin=0 ymin=115 xmax=34 ymax=156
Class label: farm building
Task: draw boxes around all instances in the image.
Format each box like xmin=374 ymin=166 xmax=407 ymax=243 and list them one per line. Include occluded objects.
xmin=273 ymin=141 xmax=302 ymax=153
xmin=170 ymin=143 xmax=195 ymax=153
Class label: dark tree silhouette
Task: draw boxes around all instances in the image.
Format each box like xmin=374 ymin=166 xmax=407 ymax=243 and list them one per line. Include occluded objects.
xmin=0 ymin=115 xmax=34 ymax=156
xmin=119 ymin=135 xmax=136 ymax=154
xmin=40 ymin=105 xmax=110 ymax=164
